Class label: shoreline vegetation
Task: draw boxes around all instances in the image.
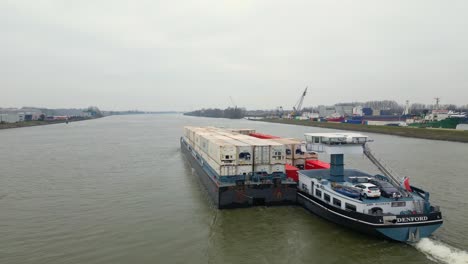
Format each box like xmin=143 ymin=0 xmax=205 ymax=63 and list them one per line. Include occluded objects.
xmin=254 ymin=118 xmax=468 ymax=143
xmin=184 ymin=107 xmax=246 ymax=119
xmin=0 ymin=117 xmax=100 ymax=130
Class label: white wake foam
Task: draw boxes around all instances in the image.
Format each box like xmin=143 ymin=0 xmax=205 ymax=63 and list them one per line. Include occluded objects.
xmin=414 ymin=238 xmax=468 ymax=264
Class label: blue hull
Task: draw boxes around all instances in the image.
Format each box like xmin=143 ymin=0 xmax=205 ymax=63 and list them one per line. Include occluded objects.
xmin=376 ymin=224 xmax=442 ymax=242
xmin=298 ymin=191 xmax=443 ymax=242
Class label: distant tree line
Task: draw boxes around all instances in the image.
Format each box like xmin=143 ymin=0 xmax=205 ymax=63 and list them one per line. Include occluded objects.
xmin=85 ymin=106 xmax=103 ymax=117
xmin=184 ymin=107 xmax=246 ymax=119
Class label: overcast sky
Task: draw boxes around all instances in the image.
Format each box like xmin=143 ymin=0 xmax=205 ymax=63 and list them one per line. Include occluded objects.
xmin=1 ymin=0 xmax=467 ymax=111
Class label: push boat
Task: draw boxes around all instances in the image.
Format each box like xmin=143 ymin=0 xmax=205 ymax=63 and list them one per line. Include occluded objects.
xmin=297 ymin=133 xmax=443 ymax=242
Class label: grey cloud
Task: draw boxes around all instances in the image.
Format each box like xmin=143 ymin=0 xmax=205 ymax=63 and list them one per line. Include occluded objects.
xmin=1 ymin=0 xmax=467 ymax=111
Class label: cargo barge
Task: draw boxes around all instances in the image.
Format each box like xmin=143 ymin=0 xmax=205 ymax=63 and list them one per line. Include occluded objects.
xmin=181 ymin=127 xmax=297 ymax=209
xmin=181 ymin=127 xmax=443 ymax=242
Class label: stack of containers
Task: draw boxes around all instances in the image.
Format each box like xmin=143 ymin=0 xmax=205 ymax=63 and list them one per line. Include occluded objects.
xmin=248 ymin=132 xmax=318 ymax=165
xmin=184 ymin=126 xmax=258 ymax=182
xmin=185 ymin=127 xmax=238 ymax=181
xmin=209 ymin=134 xmax=253 ymax=179
xmin=184 ymin=126 xmax=205 ymax=146
xmin=200 ymin=133 xmax=238 ymax=178
xmin=184 ymin=126 xmax=288 ymax=181
xmin=269 ymin=138 xmax=305 ymax=168
xmin=226 ymin=134 xmax=286 ymax=178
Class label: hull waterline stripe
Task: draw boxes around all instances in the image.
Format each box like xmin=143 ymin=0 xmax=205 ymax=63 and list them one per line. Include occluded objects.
xmin=298 ymin=193 xmax=443 ymax=227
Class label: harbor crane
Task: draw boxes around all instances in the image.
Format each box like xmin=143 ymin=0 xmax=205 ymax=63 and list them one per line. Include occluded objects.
xmin=229 ymin=96 xmax=237 ymax=110
xmin=291 ymin=87 xmax=308 ymax=118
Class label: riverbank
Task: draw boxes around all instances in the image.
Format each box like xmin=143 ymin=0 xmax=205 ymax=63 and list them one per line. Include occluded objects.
xmin=0 ymin=117 xmax=100 ymax=130
xmin=254 ymin=118 xmax=468 ymax=143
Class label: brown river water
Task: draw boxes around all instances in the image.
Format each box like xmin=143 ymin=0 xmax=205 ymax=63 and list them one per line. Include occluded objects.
xmin=1 ymin=114 xmax=467 ymax=264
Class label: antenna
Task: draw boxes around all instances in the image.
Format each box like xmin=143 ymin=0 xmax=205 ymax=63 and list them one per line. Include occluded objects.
xmin=403 ymin=100 xmax=410 ymax=115
xmin=434 ymin=97 xmax=440 ymax=110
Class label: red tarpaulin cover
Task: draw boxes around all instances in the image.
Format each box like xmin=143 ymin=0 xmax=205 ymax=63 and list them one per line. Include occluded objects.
xmin=248 ymin=133 xmax=281 ymax=139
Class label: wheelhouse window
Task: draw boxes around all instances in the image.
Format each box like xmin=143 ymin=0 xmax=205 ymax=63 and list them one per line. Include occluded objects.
xmin=345 ymin=203 xmax=357 ymax=212
xmin=391 ymin=201 xmax=406 ymax=207
xmin=333 ymin=198 xmax=341 ymax=207
xmin=315 ymin=189 xmax=322 ymax=198
xmin=324 ymin=193 xmax=330 ymax=202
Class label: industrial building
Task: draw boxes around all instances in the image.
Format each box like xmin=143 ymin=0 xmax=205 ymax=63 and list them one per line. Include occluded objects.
xmin=0 ymin=108 xmax=43 ymax=123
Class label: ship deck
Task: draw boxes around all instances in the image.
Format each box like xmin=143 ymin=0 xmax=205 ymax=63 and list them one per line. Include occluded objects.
xmin=299 ymin=168 xmax=424 ymax=203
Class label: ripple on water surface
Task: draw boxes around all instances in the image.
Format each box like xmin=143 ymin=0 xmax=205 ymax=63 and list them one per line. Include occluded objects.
xmin=0 ymin=115 xmax=467 ymax=264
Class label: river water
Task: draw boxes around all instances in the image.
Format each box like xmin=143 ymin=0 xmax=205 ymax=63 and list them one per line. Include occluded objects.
xmin=1 ymin=114 xmax=467 ymax=264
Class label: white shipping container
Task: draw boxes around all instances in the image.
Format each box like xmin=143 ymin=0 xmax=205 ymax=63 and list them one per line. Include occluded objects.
xmin=206 ymin=136 xmax=237 ymax=165
xmin=293 ymin=158 xmax=306 ymax=168
xmin=270 ymin=138 xmax=298 ymax=160
xmin=193 ymin=131 xmax=212 ymax=147
xmin=236 ymin=165 xmax=252 ymax=177
xmin=195 ymin=133 xmax=235 ymax=164
xmin=210 ymin=135 xmax=253 ymax=165
xmin=269 ymin=143 xmax=286 ymax=165
xmin=228 ymin=128 xmax=256 ymax=135
xmin=225 ymin=135 xmax=271 ymax=165
xmin=305 ymin=152 xmax=318 ymax=160
xmin=292 ymin=143 xmax=305 ymax=159
xmin=247 ymin=165 xmax=285 ymax=175
xmin=229 ymin=135 xmax=278 ymax=165
xmin=255 ymin=145 xmax=271 ymax=165
xmin=184 ymin=126 xmax=209 ymax=144
xmin=270 ymin=164 xmax=286 ymax=174
xmin=254 ymin=164 xmax=270 ymax=174
xmin=202 ymin=150 xmax=237 ymax=176
xmin=201 ymin=147 xmax=251 ymax=177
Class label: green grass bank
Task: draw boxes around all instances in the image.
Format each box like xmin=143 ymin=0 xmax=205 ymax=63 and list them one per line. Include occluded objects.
xmin=255 ymin=118 xmax=468 ymax=143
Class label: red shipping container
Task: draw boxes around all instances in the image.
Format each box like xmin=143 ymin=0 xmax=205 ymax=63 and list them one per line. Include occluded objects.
xmin=305 ymin=160 xmax=330 ymax=170
xmin=285 ymin=164 xmax=299 ymax=182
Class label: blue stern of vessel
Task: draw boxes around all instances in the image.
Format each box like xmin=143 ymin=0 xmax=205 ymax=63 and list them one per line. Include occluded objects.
xmin=376 ymin=224 xmax=442 ymax=242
